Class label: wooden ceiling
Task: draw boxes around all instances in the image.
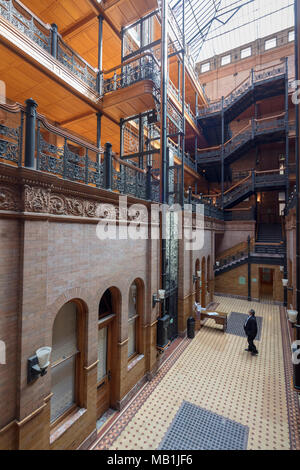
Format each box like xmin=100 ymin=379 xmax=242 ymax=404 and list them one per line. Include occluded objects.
xmin=102 ymin=0 xmax=158 ymax=31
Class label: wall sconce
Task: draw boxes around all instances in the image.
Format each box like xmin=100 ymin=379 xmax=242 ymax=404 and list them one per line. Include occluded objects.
xmin=280 ymin=266 xmax=284 ymax=272
xmin=27 ymin=347 xmax=52 ymax=384
xmin=193 ymin=270 xmax=201 ymax=283
xmin=153 ymin=289 xmax=165 ymax=308
xmin=282 ymin=278 xmax=293 ymax=291
xmin=287 ymin=309 xmax=298 ymax=324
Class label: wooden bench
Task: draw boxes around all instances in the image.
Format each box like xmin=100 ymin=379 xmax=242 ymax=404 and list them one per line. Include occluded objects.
xmin=199 ymin=311 xmax=228 ymax=332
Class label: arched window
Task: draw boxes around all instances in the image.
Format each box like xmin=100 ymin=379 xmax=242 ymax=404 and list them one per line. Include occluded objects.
xmin=50 ymin=301 xmax=84 ymax=423
xmin=128 ymin=281 xmax=139 ymax=359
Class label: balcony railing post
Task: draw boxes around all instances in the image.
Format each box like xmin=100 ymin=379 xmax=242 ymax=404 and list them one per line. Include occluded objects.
xmin=85 ymin=148 xmax=89 ymax=185
xmin=146 ymin=164 xmax=152 ymax=200
xmin=104 ymin=142 xmax=112 ymax=190
xmin=24 ymin=98 xmax=38 ymax=169
xmin=51 ymin=23 xmax=58 ymax=59
xmin=188 ymin=186 xmax=192 ymax=204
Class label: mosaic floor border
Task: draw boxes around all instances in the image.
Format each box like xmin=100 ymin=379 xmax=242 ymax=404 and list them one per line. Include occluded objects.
xmin=91 ymin=337 xmax=192 ymax=450
xmin=279 ymin=306 xmax=300 ymax=450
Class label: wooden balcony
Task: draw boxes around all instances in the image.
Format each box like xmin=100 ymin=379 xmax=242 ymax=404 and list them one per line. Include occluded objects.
xmin=100 ymin=53 xmax=160 ymax=120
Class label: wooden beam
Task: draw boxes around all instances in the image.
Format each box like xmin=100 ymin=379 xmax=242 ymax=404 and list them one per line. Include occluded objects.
xmin=87 ymin=0 xmax=122 ymax=39
xmin=61 ymin=13 xmax=96 ymax=39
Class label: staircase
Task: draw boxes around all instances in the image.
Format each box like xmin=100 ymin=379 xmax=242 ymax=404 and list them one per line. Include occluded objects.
xmin=256 ymin=224 xmax=282 ymax=243
xmin=197 ymin=115 xmax=287 ymax=167
xmin=198 ymin=169 xmax=286 ymax=210
xmin=197 ymin=63 xmax=287 ymax=146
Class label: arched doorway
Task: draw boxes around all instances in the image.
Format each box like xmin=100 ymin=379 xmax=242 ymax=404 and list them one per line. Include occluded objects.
xmin=97 ymin=287 xmax=120 ymax=418
xmin=195 ymin=259 xmax=200 ymax=303
xmin=201 ymin=257 xmax=206 ymax=308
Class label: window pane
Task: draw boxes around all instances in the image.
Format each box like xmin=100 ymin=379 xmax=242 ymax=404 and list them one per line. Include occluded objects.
xmin=289 ymin=30 xmax=295 ymax=42
xmin=97 ymin=327 xmax=107 ymax=382
xmin=221 ymin=55 xmax=231 ymax=66
xmin=128 ymin=319 xmax=136 ymax=358
xmin=52 ymin=302 xmax=77 ymax=363
xmin=51 ymin=356 xmax=75 ymax=422
xmin=265 ymin=38 xmax=276 ymax=50
xmin=201 ymin=62 xmax=210 ymax=73
xmin=241 ymin=47 xmax=251 ymax=59
xmin=128 ymin=283 xmax=137 ymax=318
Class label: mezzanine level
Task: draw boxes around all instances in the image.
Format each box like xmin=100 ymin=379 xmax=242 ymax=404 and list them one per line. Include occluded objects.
xmin=0 ymin=101 xmax=160 ymax=202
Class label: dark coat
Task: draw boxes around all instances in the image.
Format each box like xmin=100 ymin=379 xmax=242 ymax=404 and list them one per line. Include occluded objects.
xmin=244 ymin=315 xmax=258 ymax=338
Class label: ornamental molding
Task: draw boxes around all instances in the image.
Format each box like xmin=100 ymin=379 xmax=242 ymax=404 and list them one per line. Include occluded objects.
xmin=0 ymin=185 xmax=21 ymax=211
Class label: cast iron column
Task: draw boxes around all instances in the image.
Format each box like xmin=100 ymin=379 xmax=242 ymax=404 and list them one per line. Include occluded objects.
xmin=180 ymin=0 xmax=186 ymax=207
xmin=285 ymin=56 xmax=290 ymax=203
xmin=104 ymin=142 xmax=112 ymax=190
xmin=295 ymin=0 xmax=300 ymax=335
xmin=160 ymin=0 xmax=168 ymax=311
xmin=221 ymin=96 xmax=225 ymax=209
xmin=97 ymin=15 xmax=103 ymax=94
xmin=247 ymin=235 xmax=251 ymax=301
xmin=24 ymin=98 xmax=38 ymax=169
xmin=51 ymin=24 xmax=58 ymax=59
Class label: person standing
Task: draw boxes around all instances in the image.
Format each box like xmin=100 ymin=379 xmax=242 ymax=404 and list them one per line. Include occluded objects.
xmin=244 ymin=309 xmax=258 ymax=356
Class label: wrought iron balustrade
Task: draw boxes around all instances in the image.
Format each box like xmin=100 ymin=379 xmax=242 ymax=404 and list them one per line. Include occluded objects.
xmin=57 ymin=38 xmax=98 ymax=91
xmin=0 ymin=0 xmax=51 ymax=51
xmin=197 ymin=116 xmax=289 ymax=164
xmin=0 ymin=102 xmax=161 ymax=203
xmin=0 ymin=104 xmax=24 ymax=166
xmin=198 ymin=63 xmax=287 ymax=117
xmin=102 ymin=54 xmax=160 ymax=95
xmin=0 ymin=0 xmax=98 ymax=91
xmin=168 ymin=80 xmax=197 ymax=124
xmin=285 ymin=185 xmax=297 ymax=215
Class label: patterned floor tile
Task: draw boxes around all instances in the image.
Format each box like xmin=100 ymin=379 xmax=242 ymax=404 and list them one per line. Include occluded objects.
xmin=91 ymin=296 xmax=300 ymax=451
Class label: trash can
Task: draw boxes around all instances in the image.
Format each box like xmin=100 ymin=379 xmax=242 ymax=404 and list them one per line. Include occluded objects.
xmin=187 ymin=316 xmax=195 ymax=339
xmin=292 ymin=343 xmax=300 ymax=391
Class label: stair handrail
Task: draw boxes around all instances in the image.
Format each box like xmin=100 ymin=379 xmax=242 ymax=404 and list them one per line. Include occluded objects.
xmin=198 ymin=62 xmax=286 ymax=116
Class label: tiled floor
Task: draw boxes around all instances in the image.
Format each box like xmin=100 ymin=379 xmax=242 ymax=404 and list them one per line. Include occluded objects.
xmin=92 ymin=296 xmax=300 ymax=450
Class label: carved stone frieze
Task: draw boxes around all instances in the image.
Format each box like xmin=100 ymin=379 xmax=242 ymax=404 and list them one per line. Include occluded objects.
xmin=0 ymin=185 xmax=21 ymax=211
xmin=24 ymin=185 xmax=51 ymax=213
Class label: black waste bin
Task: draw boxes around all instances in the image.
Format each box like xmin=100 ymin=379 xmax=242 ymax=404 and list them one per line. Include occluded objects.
xmin=292 ymin=343 xmax=300 ymax=391
xmin=187 ymin=316 xmax=195 ymax=339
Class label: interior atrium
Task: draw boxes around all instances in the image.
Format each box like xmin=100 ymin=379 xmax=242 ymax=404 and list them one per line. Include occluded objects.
xmin=0 ymin=0 xmax=299 ymax=452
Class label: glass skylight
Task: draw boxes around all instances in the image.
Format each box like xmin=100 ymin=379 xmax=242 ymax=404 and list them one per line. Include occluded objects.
xmin=170 ymin=0 xmax=295 ymax=63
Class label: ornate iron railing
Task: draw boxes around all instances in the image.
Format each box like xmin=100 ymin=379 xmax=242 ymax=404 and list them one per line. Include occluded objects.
xmin=0 ymin=102 xmax=160 ymax=203
xmin=285 ymin=185 xmax=297 ymax=215
xmin=57 ymin=38 xmax=98 ymax=91
xmin=168 ymin=139 xmax=197 ymax=172
xmin=0 ymin=0 xmax=51 ymax=51
xmin=168 ymin=80 xmax=197 ymax=123
xmin=0 ymin=103 xmax=24 ymax=166
xmin=0 ymin=0 xmax=99 ymax=91
xmin=197 ymin=116 xmax=289 ymax=164
xmin=101 ymin=53 xmax=160 ymax=95
xmin=198 ymin=63 xmax=286 ymax=117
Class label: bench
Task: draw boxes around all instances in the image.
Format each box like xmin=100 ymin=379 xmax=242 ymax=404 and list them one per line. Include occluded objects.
xmin=199 ymin=311 xmax=227 ymax=332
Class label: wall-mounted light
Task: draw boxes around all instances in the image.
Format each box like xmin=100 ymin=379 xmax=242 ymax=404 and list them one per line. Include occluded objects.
xmin=287 ymin=309 xmax=298 ymax=324
xmin=27 ymin=347 xmax=52 ymax=384
xmin=282 ymin=278 xmax=293 ymax=291
xmin=193 ymin=270 xmax=201 ymax=283
xmin=153 ymin=289 xmax=165 ymax=308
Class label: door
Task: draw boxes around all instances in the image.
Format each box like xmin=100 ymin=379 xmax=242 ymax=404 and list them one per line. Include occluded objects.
xmin=259 ymin=267 xmax=274 ymax=300
xmin=97 ymin=318 xmax=113 ymax=418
